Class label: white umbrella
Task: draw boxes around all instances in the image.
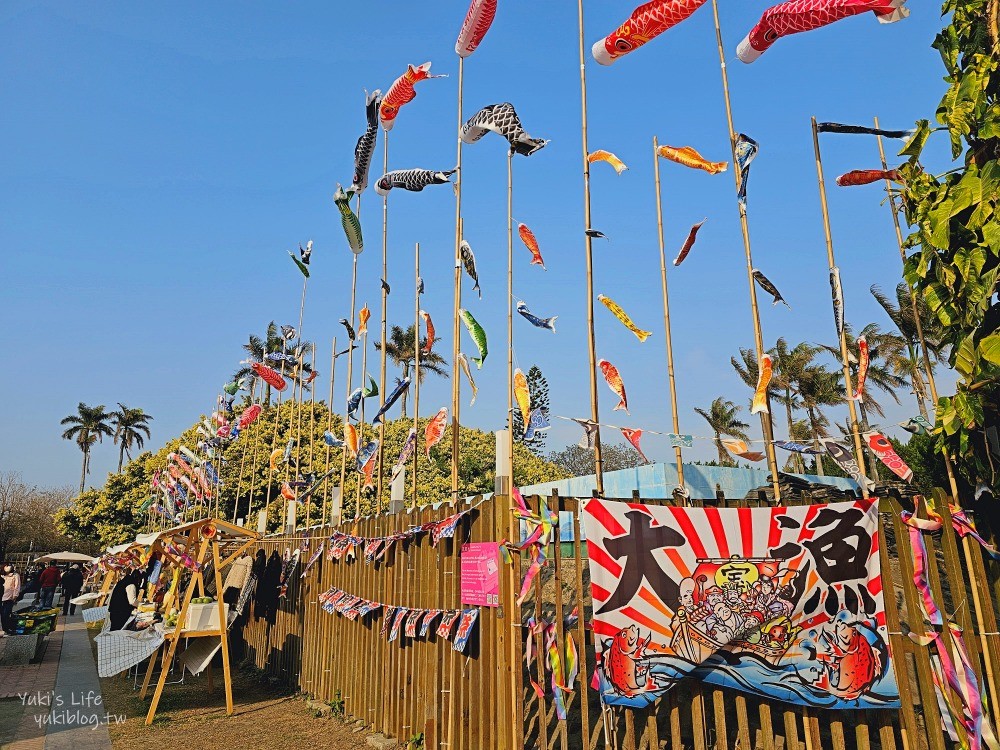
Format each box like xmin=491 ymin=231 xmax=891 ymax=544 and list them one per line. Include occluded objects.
xmin=33 ymin=551 xmax=97 ymax=563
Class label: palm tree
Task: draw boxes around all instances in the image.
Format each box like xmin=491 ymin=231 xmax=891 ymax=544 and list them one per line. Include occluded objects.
xmin=232 ymin=322 xmax=314 ymax=403
xmin=111 ymin=404 xmax=154 ymax=472
xmin=60 ymin=403 xmax=114 ymax=493
xmin=871 ymin=283 xmax=947 ymax=419
xmin=374 ymin=325 xmax=449 ymax=417
xmin=694 ymin=398 xmax=750 ymax=466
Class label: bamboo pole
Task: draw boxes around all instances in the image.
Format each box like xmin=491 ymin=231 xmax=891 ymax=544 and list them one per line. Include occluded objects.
xmin=709 ymin=0 xmax=782 ymax=502
xmin=652 ymin=136 xmax=686 ymax=492
xmin=337 ymin=252 xmax=360 ymax=522
xmin=356 ymin=328 xmax=369 ymax=519
xmin=304 ymin=345 xmax=317 ymax=529
xmin=873 ymin=117 xmax=959 ymax=498
xmin=412 ymin=243 xmax=421 ymax=505
xmin=321 ymin=337 xmax=337 ymax=527
xmin=232 ymin=379 xmax=261 ymax=524
xmin=576 ymin=0 xmax=604 ymax=496
xmin=809 ymin=116 xmax=870 ymax=496
xmin=377 ymin=131 xmax=390 ymax=505
xmin=507 ymin=151 xmax=516 ymax=486
xmin=450 ymin=57 xmax=465 ymax=504
xmin=258 ymin=355 xmax=289 ymax=530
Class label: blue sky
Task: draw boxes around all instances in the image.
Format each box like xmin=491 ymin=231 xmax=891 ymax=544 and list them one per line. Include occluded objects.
xmin=2 ymin=1 xmax=956 ymax=490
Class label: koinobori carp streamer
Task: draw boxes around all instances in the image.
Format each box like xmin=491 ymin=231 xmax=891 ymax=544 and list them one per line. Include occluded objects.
xmin=350 ymin=90 xmax=382 ymax=193
xmin=379 ymin=63 xmax=445 ymax=131
xmin=656 ymin=144 xmax=728 ymax=174
xmin=461 ymin=102 xmax=548 ymax=157
xmin=836 ymin=169 xmax=901 ymax=186
xmin=737 ymin=0 xmax=909 ymax=63
xmin=517 ymin=223 xmax=546 ymax=269
xmin=333 ymin=185 xmax=364 ymax=254
xmin=460 ymin=309 xmax=488 ymax=368
xmin=598 ymin=294 xmax=652 ymax=342
xmin=751 ymin=353 xmax=773 ymax=415
xmin=459 ymin=240 xmax=482 ymax=298
xmin=674 ymin=219 xmax=706 ymax=266
xmin=375 ymin=168 xmax=457 ymax=196
xmin=592 ymin=0 xmax=710 ymax=65
xmin=516 ymin=301 xmax=557 ymax=332
xmin=455 ymin=0 xmax=498 ymax=57
xmin=598 ymin=359 xmax=629 ymax=414
xmin=588 ymin=150 xmax=628 ymax=174
xmin=425 ymin=407 xmax=449 ymax=457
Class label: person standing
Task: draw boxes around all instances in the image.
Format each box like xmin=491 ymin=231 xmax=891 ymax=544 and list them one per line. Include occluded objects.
xmin=2 ymin=564 xmax=21 ymax=635
xmin=108 ymin=569 xmax=143 ymax=631
xmin=37 ymin=562 xmax=61 ymax=610
xmin=60 ymin=564 xmax=84 ymax=616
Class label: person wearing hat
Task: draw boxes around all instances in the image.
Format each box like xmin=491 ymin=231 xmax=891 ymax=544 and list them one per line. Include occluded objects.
xmin=61 ymin=564 xmax=84 ymax=616
xmin=1 ymin=564 xmax=21 ymax=636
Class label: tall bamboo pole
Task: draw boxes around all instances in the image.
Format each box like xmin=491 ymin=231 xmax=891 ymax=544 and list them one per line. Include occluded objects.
xmin=576 ymin=0 xmax=604 ymax=496
xmin=710 ymin=0 xmax=782 ymax=501
xmin=450 ymin=57 xmax=465 ymax=504
xmin=337 ymin=252 xmax=360 ymax=521
xmin=377 ymin=132 xmax=390 ymax=504
xmin=809 ymin=116 xmax=870 ymax=496
xmin=874 ymin=117 xmax=962 ymax=500
xmin=412 ymin=242 xmax=421 ymax=503
xmin=507 ymin=151 xmax=516 ymax=486
xmin=321 ymin=337 xmax=337 ymax=527
xmin=232 ymin=379 xmax=262 ymax=524
xmin=652 ymin=136 xmax=686 ymax=492
xmin=304 ymin=345 xmax=317 ymax=529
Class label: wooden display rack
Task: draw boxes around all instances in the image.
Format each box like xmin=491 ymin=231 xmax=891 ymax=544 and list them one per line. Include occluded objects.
xmin=137 ymin=517 xmax=259 ymax=725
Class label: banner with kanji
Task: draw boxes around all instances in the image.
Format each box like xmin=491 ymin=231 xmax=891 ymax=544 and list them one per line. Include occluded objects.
xmin=583 ymin=498 xmax=898 ymax=709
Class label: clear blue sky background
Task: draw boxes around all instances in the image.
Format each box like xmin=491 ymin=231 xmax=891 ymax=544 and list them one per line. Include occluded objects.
xmin=2 ymin=1 xmax=957 ymax=490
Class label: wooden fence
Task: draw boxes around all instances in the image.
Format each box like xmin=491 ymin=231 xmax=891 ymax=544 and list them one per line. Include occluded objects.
xmin=241 ymin=489 xmax=1000 ymax=750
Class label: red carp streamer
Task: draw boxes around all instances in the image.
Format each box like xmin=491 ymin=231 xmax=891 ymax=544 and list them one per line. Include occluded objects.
xmin=251 ymin=362 xmax=287 ymax=392
xmin=621 ymin=428 xmax=649 ymax=463
xmin=379 ymin=63 xmax=445 ymax=131
xmin=598 ymin=359 xmax=629 ymax=415
xmin=420 ymin=310 xmax=436 ymax=354
xmin=836 ymin=169 xmax=900 ymax=186
xmin=737 ymin=0 xmax=908 ymax=63
xmin=237 ymin=404 xmax=262 ymax=430
xmin=455 ymin=0 xmax=498 ymax=57
xmin=592 ymin=0 xmax=709 ymax=65
xmin=517 ymin=223 xmax=546 ymax=269
xmin=674 ymin=219 xmax=706 ymax=266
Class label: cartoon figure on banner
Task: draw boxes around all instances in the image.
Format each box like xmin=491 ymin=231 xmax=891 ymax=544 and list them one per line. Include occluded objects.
xmin=585 ymin=498 xmax=897 ymax=710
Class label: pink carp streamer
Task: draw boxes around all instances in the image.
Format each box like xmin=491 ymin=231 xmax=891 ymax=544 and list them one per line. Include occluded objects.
xmin=379 ymin=63 xmax=445 ymax=131
xmin=455 ymin=0 xmax=498 ymax=57
xmin=592 ymin=0 xmax=709 ymax=66
xmin=737 ymin=0 xmax=908 ymax=63
xmin=620 ymin=428 xmax=649 ymax=463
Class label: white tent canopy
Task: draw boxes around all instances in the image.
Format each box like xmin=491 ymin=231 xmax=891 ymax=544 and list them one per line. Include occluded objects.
xmin=34 ymin=551 xmax=98 ymax=563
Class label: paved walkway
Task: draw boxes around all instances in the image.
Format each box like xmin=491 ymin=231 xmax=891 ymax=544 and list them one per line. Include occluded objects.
xmin=1 ymin=603 xmax=112 ymax=750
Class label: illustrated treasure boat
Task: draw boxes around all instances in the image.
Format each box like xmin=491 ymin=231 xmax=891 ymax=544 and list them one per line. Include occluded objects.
xmin=670 ymin=555 xmax=799 ymax=666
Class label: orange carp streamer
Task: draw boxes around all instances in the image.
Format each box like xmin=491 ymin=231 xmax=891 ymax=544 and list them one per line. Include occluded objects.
xmin=358 ymin=304 xmax=371 ymax=336
xmin=344 ymin=423 xmax=359 ymax=458
xmin=598 ymin=359 xmax=629 ymax=415
xmin=836 ymin=169 xmax=900 ymax=186
xmin=588 ymin=149 xmax=628 ymax=174
xmin=517 ymin=223 xmax=546 ymax=269
xmin=592 ymin=0 xmax=709 ymax=66
xmin=425 ymin=407 xmax=449 ymax=458
xmin=674 ymin=219 xmax=707 ymax=266
xmin=850 ymin=336 xmax=869 ymax=401
xmin=656 ymin=145 xmax=728 ymax=175
xmin=722 ymin=439 xmax=766 ymax=462
xmin=751 ymin=354 xmax=773 ymax=415
xmin=379 ymin=62 xmax=445 ymax=132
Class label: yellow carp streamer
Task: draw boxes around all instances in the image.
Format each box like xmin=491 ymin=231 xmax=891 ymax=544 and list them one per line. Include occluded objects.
xmin=457 ymin=353 xmax=479 ymax=406
xmin=344 ymin=423 xmax=359 ymax=458
xmin=514 ymin=368 xmax=531 ymax=420
xmin=751 ymin=353 xmax=772 ymax=415
xmin=656 ymin=145 xmax=728 ymax=175
xmin=598 ymin=294 xmax=652 ymax=342
xmin=587 ymin=149 xmax=628 ymax=175
xmin=269 ymin=448 xmax=283 ymax=472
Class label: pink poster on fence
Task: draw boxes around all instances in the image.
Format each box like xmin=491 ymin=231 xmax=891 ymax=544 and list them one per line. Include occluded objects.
xmin=461 ymin=542 xmax=500 ymax=607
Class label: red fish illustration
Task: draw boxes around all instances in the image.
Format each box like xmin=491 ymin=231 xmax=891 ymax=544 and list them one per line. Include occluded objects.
xmin=814 ymin=621 xmax=882 ymax=700
xmin=604 ymin=625 xmax=656 ymax=697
